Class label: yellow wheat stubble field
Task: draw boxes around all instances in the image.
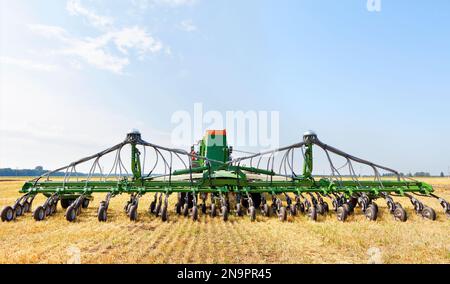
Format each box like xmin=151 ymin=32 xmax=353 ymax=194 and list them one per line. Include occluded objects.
xmin=0 ymin=177 xmax=449 ymax=264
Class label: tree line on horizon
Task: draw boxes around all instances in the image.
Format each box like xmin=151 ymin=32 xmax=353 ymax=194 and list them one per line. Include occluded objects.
xmin=0 ymin=166 xmax=447 ymax=178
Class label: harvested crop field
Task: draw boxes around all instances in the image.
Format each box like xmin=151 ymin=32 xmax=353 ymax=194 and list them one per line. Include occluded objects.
xmin=0 ymin=177 xmax=449 ymax=264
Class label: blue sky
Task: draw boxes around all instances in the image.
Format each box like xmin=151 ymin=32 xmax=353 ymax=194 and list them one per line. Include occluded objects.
xmin=0 ymin=0 xmax=449 ymax=175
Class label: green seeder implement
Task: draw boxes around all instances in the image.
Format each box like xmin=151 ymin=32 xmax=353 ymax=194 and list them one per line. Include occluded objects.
xmin=1 ymin=130 xmax=449 ymax=223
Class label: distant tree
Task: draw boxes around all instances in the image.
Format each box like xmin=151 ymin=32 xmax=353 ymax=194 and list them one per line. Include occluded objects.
xmin=441 ymin=172 xmax=445 ymax=177
xmin=414 ymin=172 xmax=431 ymax=177
xmin=407 ymin=172 xmax=413 ymax=177
xmin=35 ymin=166 xmax=43 ymax=171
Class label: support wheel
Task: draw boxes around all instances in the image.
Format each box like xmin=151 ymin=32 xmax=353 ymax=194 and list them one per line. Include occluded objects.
xmin=150 ymin=201 xmax=156 ymax=214
xmin=161 ymin=205 xmax=169 ymax=222
xmin=201 ymin=203 xmax=207 ymax=215
xmin=129 ymin=205 xmax=138 ymax=221
xmin=365 ymin=204 xmax=378 ymax=221
xmin=337 ymin=206 xmax=348 ymax=222
xmin=98 ymin=206 xmax=107 ymax=222
xmin=222 ymin=206 xmax=228 ymax=221
xmin=322 ymin=202 xmax=329 ymax=213
xmin=278 ymin=206 xmax=287 ymax=222
xmin=308 ymin=206 xmax=317 ymax=221
xmin=65 ymin=206 xmax=77 ymax=222
xmin=60 ymin=199 xmax=72 ymax=209
xmin=175 ymin=203 xmax=182 ymax=215
xmin=289 ymin=204 xmax=297 ymax=216
xmin=22 ymin=201 xmax=31 ymax=213
xmin=155 ymin=202 xmax=162 ymax=216
xmin=1 ymin=206 xmax=15 ymax=222
xmin=50 ymin=203 xmax=57 ymax=215
xmin=45 ymin=205 xmax=51 ymax=217
xmin=296 ymin=202 xmax=305 ymax=214
xmin=183 ymin=204 xmax=189 ymax=217
xmin=210 ymin=204 xmax=217 ymax=218
xmin=421 ymin=207 xmax=436 ymax=221
xmin=192 ymin=206 xmax=199 ymax=221
xmin=14 ymin=204 xmax=23 ymax=217
xmin=236 ymin=203 xmax=243 ymax=217
xmin=33 ymin=206 xmax=45 ymax=221
xmin=393 ymin=207 xmax=407 ymax=222
xmin=82 ymin=199 xmax=90 ymax=209
xmin=249 ymin=206 xmax=256 ymax=222
xmin=316 ymin=204 xmax=324 ymax=215
xmin=263 ymin=204 xmax=270 ymax=217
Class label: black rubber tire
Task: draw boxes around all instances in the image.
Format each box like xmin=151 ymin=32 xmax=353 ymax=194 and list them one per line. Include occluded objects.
xmin=1 ymin=206 xmax=15 ymax=222
xmin=33 ymin=206 xmax=45 ymax=221
xmin=211 ymin=203 xmax=217 ymax=217
xmin=50 ymin=203 xmax=57 ymax=215
xmin=337 ymin=206 xmax=348 ymax=222
xmin=236 ymin=203 xmax=243 ymax=217
xmin=289 ymin=204 xmax=297 ymax=216
xmin=161 ymin=205 xmax=169 ymax=222
xmin=180 ymin=193 xmax=194 ymax=209
xmin=393 ymin=207 xmax=407 ymax=222
xmin=251 ymin=193 xmax=262 ymax=209
xmin=421 ymin=207 xmax=436 ymax=221
xmin=192 ymin=206 xmax=198 ymax=221
xmin=82 ymin=199 xmax=90 ymax=209
xmin=22 ymin=201 xmax=30 ymax=214
xmin=175 ymin=203 xmax=182 ymax=215
xmin=342 ymin=203 xmax=351 ymax=215
xmin=98 ymin=206 xmax=107 ymax=222
xmin=14 ymin=204 xmax=23 ymax=217
xmin=249 ymin=206 xmax=256 ymax=222
xmin=60 ymin=199 xmax=72 ymax=209
xmin=155 ymin=202 xmax=162 ymax=216
xmin=296 ymin=202 xmax=305 ymax=214
xmin=44 ymin=205 xmax=51 ymax=217
xmin=263 ymin=204 xmax=270 ymax=217
xmin=150 ymin=201 xmax=156 ymax=214
xmin=365 ymin=204 xmax=378 ymax=221
xmin=316 ymin=204 xmax=324 ymax=215
xmin=279 ymin=206 xmax=287 ymax=222
xmin=129 ymin=205 xmax=138 ymax=221
xmin=271 ymin=203 xmax=277 ymax=215
xmin=222 ymin=206 xmax=228 ymax=221
xmin=308 ymin=206 xmax=317 ymax=221
xmin=201 ymin=203 xmax=207 ymax=214
xmin=322 ymin=202 xmax=329 ymax=213
xmin=371 ymin=202 xmax=379 ymax=214
xmin=183 ymin=204 xmax=189 ymax=217
xmin=66 ymin=206 xmax=77 ymax=222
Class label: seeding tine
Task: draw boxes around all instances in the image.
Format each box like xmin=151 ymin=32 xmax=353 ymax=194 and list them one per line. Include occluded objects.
xmin=98 ymin=193 xmax=112 ymax=222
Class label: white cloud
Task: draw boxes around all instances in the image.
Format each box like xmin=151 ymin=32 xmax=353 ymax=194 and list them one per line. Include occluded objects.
xmin=0 ymin=56 xmax=58 ymax=72
xmin=29 ymin=7 xmax=163 ymax=74
xmin=156 ymin=0 xmax=197 ymax=6
xmin=66 ymin=0 xmax=114 ymax=30
xmin=179 ymin=20 xmax=197 ymax=32
xmin=132 ymin=0 xmax=197 ymax=9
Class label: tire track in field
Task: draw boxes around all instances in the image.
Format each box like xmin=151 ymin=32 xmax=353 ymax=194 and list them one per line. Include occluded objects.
xmin=162 ymin=217 xmax=193 ymax=263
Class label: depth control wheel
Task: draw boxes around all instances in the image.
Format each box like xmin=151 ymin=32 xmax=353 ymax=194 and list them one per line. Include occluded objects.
xmin=421 ymin=207 xmax=436 ymax=221
xmin=337 ymin=206 xmax=348 ymax=222
xmin=1 ymin=206 xmax=15 ymax=222
xmin=393 ymin=207 xmax=407 ymax=222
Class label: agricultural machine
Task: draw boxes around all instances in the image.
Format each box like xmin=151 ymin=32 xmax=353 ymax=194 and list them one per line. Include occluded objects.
xmin=1 ymin=129 xmax=449 ymax=223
